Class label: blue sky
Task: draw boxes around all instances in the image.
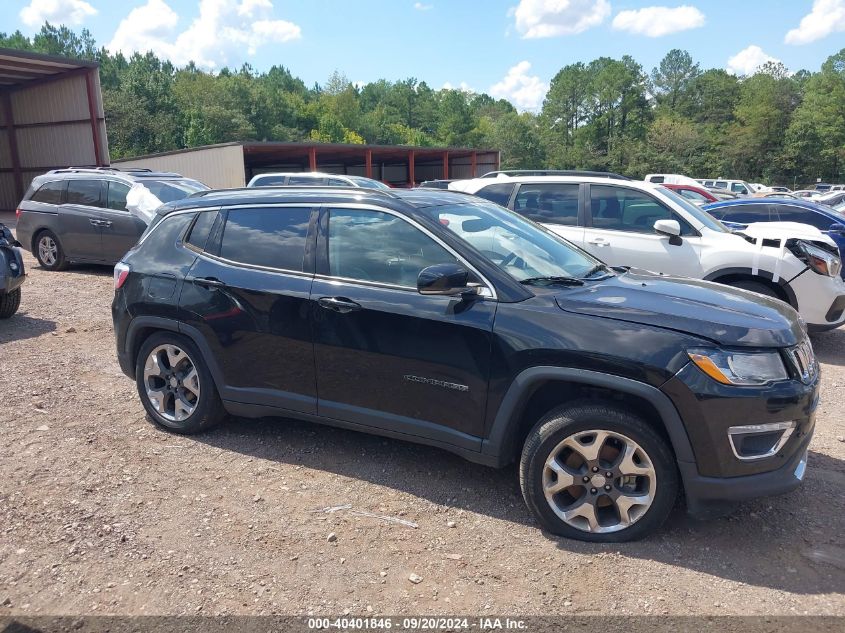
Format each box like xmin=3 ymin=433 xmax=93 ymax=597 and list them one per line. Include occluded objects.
xmin=4 ymin=1 xmax=845 ymax=109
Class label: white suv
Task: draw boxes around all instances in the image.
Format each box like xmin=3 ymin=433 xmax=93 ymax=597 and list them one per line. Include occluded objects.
xmin=247 ymin=172 xmax=390 ymax=189
xmin=451 ymin=174 xmax=845 ymax=332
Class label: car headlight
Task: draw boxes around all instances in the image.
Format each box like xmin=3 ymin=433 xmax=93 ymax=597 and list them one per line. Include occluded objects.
xmin=688 ymin=348 xmax=788 ymax=386
xmin=797 ymin=242 xmax=841 ymax=277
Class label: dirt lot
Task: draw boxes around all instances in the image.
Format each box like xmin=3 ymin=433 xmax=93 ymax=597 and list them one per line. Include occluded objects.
xmin=1 ymin=221 xmax=844 ymax=617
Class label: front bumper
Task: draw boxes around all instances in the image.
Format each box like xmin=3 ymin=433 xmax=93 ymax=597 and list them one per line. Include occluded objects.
xmin=1 ymin=245 xmax=26 ymax=294
xmin=790 ymin=270 xmax=845 ymax=329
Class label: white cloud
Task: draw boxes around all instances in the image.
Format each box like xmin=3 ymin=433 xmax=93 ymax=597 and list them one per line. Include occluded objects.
xmin=611 ymin=5 xmax=705 ymax=37
xmin=441 ymin=81 xmax=474 ymax=92
xmin=489 ymin=61 xmax=548 ymax=111
xmin=726 ymin=45 xmax=781 ymax=76
xmin=511 ymin=0 xmax=611 ymax=38
xmin=785 ymin=0 xmax=845 ymax=45
xmin=413 ymin=2 xmax=433 ymax=10
xmin=20 ymin=0 xmax=97 ymax=28
xmin=107 ymin=0 xmax=301 ymax=69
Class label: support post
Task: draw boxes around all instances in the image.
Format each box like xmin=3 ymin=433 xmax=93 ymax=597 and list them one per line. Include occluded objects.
xmin=308 ymin=146 xmax=317 ymax=171
xmin=470 ymin=151 xmax=477 ymax=178
xmin=84 ymin=69 xmax=103 ymax=166
xmin=1 ymin=92 xmax=23 ymax=202
xmin=365 ymin=148 xmax=373 ymax=179
xmin=442 ymin=151 xmax=449 ymax=180
xmin=408 ymin=150 xmax=415 ymax=187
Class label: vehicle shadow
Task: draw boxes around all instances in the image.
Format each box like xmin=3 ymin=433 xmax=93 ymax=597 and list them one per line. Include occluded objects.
xmin=34 ymin=263 xmax=113 ymax=278
xmin=0 ymin=312 xmax=56 ymax=343
xmin=811 ymin=326 xmax=845 ymax=367
xmin=196 ymin=416 xmax=844 ymax=596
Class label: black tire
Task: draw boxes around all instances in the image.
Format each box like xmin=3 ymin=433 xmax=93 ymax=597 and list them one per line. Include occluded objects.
xmin=135 ymin=331 xmax=226 ymax=434
xmin=34 ymin=229 xmax=68 ymax=271
xmin=519 ymin=401 xmax=678 ymax=542
xmin=725 ymin=279 xmax=780 ymax=300
xmin=0 ymin=288 xmax=21 ymax=319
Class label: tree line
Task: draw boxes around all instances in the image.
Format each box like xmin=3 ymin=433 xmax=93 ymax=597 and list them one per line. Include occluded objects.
xmin=2 ymin=24 xmax=844 ymax=186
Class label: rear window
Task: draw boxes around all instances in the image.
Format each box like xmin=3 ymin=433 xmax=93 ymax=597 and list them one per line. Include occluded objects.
xmin=219 ymin=207 xmax=311 ymax=271
xmin=30 ymin=180 xmax=66 ymax=205
xmin=514 ymin=183 xmax=579 ymax=225
xmin=66 ymin=180 xmax=103 ymax=207
xmin=142 ymin=179 xmax=208 ymax=203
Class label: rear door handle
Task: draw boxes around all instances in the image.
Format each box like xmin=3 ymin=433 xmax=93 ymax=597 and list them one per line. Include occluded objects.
xmin=318 ymin=297 xmax=361 ymax=314
xmin=191 ymin=276 xmax=225 ymax=288
xmin=587 ymin=238 xmax=609 ymax=246
xmin=89 ymin=218 xmax=103 ymax=226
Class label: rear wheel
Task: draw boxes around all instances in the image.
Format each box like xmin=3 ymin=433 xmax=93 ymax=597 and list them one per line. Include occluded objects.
xmin=35 ymin=230 xmax=68 ymax=271
xmin=135 ymin=332 xmax=226 ymax=434
xmin=0 ymin=288 xmax=21 ymax=318
xmin=520 ymin=402 xmax=678 ymax=542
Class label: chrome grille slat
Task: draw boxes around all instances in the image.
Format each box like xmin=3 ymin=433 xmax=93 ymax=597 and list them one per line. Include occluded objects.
xmin=787 ymin=340 xmax=817 ymax=384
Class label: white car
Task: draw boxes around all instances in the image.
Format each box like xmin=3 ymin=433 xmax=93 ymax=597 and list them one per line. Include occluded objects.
xmin=644 ymin=173 xmax=701 ymax=186
xmin=247 ymin=172 xmax=390 ymax=189
xmin=450 ymin=174 xmax=845 ymax=332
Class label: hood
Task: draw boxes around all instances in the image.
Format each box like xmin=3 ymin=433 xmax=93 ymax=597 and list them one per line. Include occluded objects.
xmin=742 ymin=221 xmax=837 ymax=248
xmin=554 ymin=269 xmax=804 ymax=348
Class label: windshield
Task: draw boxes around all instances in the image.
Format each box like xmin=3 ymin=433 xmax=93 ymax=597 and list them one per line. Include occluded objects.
xmin=143 ymin=179 xmax=208 ymax=203
xmin=420 ymin=201 xmax=607 ymax=283
xmin=657 ymin=186 xmax=730 ymax=232
xmin=347 ymin=176 xmax=391 ymax=190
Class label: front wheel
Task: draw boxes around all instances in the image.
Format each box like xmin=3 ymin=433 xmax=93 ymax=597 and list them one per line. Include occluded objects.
xmin=520 ymin=402 xmax=678 ymax=542
xmin=0 ymin=288 xmax=21 ymax=318
xmin=724 ymin=279 xmax=780 ymax=300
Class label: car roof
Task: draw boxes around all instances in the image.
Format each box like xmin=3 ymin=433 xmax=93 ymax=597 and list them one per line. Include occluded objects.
xmin=34 ymin=168 xmax=188 ymax=182
xmin=461 ymin=174 xmax=655 ymax=188
xmin=250 ymin=172 xmax=348 ymax=179
xmin=157 ymin=186 xmax=475 ymax=215
xmin=703 ymin=197 xmax=837 ymax=214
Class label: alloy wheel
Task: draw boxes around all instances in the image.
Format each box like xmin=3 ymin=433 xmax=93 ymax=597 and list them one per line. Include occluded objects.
xmin=542 ymin=429 xmax=657 ymax=533
xmin=142 ymin=344 xmax=201 ymax=422
xmin=38 ymin=236 xmax=57 ymax=267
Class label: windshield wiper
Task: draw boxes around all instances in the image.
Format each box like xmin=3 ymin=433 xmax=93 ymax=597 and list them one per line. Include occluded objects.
xmin=519 ymin=276 xmax=584 ymax=286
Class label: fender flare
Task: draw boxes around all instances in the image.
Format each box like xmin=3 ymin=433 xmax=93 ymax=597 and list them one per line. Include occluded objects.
xmin=124 ymin=316 xmax=226 ymax=391
xmin=480 ymin=367 xmax=695 ymax=467
xmin=703 ymin=267 xmax=798 ymax=309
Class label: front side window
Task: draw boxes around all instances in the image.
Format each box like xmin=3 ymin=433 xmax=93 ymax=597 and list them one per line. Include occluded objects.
xmin=773 ymin=205 xmax=835 ymax=230
xmin=327 ymin=209 xmax=457 ymax=288
xmin=514 ymin=183 xmax=580 ymax=226
xmin=475 ymin=183 xmax=515 ymax=207
xmin=106 ymin=181 xmax=131 ymax=211
xmin=66 ymin=180 xmax=103 ymax=207
xmin=731 ymin=183 xmax=749 ymax=194
xmin=253 ymin=175 xmax=285 ymax=187
xmin=219 ymin=207 xmax=311 ymax=271
xmin=678 ymin=188 xmax=709 ymax=203
xmin=714 ymin=181 xmax=728 ymax=189
xmin=590 ymin=185 xmax=694 ymax=235
xmin=421 ymin=201 xmax=603 ymax=283
xmin=31 ymin=180 xmax=66 ymax=205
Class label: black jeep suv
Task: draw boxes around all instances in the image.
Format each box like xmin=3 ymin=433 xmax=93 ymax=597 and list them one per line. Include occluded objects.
xmin=112 ymin=188 xmax=818 ymax=542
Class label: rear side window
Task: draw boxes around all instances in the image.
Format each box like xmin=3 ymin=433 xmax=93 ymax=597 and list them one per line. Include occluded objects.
xmin=66 ymin=180 xmax=103 ymax=207
xmin=185 ymin=210 xmax=219 ymax=251
xmin=219 ymin=207 xmax=311 ymax=271
xmin=514 ymin=183 xmax=579 ymax=225
xmin=475 ymin=183 xmax=515 ymax=207
xmin=328 ymin=178 xmax=348 ymax=186
xmin=106 ymin=182 xmax=131 ymax=211
xmin=288 ymin=175 xmax=324 ymax=186
xmin=252 ymin=175 xmax=285 ymax=187
xmin=716 ymin=204 xmax=773 ymax=224
xmin=773 ymin=205 xmax=834 ymax=230
xmin=31 ymin=180 xmax=66 ymax=204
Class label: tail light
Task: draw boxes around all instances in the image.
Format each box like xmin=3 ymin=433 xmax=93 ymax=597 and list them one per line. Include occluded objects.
xmin=114 ymin=262 xmax=130 ymax=289
xmin=15 ymin=208 xmax=21 ymax=219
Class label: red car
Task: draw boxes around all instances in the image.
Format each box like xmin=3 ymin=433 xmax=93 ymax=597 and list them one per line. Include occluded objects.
xmin=662 ymin=183 xmax=719 ymax=205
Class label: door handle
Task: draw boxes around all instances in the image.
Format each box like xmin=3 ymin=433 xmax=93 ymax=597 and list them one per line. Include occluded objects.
xmin=587 ymin=238 xmax=609 ymax=246
xmin=89 ymin=218 xmax=103 ymax=226
xmin=318 ymin=297 xmax=362 ymax=314
xmin=101 ymin=220 xmax=112 ymax=227
xmin=191 ymin=276 xmax=225 ymax=288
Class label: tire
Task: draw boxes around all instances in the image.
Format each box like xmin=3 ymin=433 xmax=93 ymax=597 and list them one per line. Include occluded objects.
xmin=135 ymin=332 xmax=226 ymax=434
xmin=519 ymin=401 xmax=678 ymax=542
xmin=0 ymin=288 xmax=21 ymax=319
xmin=35 ymin=230 xmax=68 ymax=271
xmin=725 ymin=279 xmax=780 ymax=300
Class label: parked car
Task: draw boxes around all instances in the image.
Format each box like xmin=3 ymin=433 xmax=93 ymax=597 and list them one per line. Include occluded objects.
xmin=643 ymin=174 xmax=700 ymax=187
xmin=710 ymin=179 xmax=755 ymax=196
xmin=814 ymin=191 xmax=845 ymax=208
xmin=113 ymin=186 xmax=818 ymax=542
xmin=661 ymin=183 xmax=719 ymax=205
xmin=758 ymin=192 xmax=800 ymax=199
xmin=451 ymin=174 xmax=845 ymax=331
xmin=814 ymin=183 xmax=833 ymax=192
xmin=792 ymin=190 xmax=820 ymax=199
xmin=15 ymin=168 xmax=208 ymax=271
xmin=703 ymin=198 xmax=845 ymax=280
xmin=247 ymin=172 xmax=390 ymax=189
xmin=769 ymin=186 xmax=792 ymax=194
xmin=0 ymin=222 xmax=25 ymax=318
xmin=417 ymin=179 xmax=457 ymax=190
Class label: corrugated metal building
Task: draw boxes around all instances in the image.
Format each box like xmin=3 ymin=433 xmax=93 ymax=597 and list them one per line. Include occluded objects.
xmin=113 ymin=142 xmax=500 ymax=188
xmin=0 ymin=48 xmax=108 ymax=211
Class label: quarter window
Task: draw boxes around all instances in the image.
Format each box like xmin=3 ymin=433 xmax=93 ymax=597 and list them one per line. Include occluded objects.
xmin=106 ymin=182 xmax=131 ymax=211
xmin=513 ymin=183 xmax=579 ymax=226
xmin=590 ymin=185 xmax=694 ymax=235
xmin=66 ymin=180 xmax=103 ymax=207
xmin=327 ymin=209 xmax=457 ymax=288
xmin=475 ymin=183 xmax=515 ymax=207
xmin=186 ymin=210 xmax=219 ymax=251
xmin=219 ymin=207 xmax=311 ymax=271
xmin=31 ymin=180 xmax=66 ymax=205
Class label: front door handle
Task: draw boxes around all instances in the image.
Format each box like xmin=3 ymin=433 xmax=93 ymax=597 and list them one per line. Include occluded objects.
xmin=587 ymin=238 xmax=609 ymax=246
xmin=318 ymin=297 xmax=361 ymax=314
xmin=191 ymin=276 xmax=225 ymax=288
xmin=89 ymin=218 xmax=103 ymax=226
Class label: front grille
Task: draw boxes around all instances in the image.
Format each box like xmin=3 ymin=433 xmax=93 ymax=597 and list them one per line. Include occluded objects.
xmin=787 ymin=340 xmax=818 ymax=384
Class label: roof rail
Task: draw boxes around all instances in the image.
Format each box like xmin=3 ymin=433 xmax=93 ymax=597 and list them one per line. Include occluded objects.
xmin=187 ymin=185 xmax=401 ymax=199
xmin=48 ymin=166 xmax=121 ymax=174
xmin=480 ymin=169 xmax=630 ymax=181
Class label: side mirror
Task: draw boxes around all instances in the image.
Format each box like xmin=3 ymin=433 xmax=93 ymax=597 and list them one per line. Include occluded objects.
xmin=654 ymin=219 xmax=681 ymax=237
xmin=418 ymin=263 xmax=475 ymax=296
xmin=829 ymin=223 xmax=845 ymax=234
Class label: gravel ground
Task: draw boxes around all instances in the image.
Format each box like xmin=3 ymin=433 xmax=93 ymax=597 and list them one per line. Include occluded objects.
xmin=1 ymin=220 xmax=843 ymax=617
